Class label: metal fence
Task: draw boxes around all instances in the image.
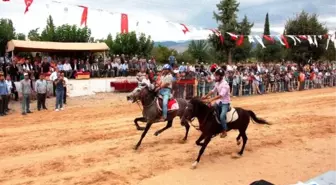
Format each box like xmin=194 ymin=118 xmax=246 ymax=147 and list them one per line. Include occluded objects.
xmin=173 ymin=75 xmax=336 ymax=99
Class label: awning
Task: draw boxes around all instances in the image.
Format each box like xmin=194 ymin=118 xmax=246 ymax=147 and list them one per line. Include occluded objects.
xmin=6 ymin=40 xmax=110 ymax=52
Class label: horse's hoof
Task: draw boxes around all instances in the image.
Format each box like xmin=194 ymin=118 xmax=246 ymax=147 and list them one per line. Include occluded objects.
xmin=237 ymin=141 xmax=241 ymax=145
xmin=154 ymin=131 xmax=159 ymax=136
xmin=231 ymin=152 xmax=242 ymax=159
xmin=191 ymin=161 xmax=198 ymax=169
xmin=133 ymin=145 xmax=139 ymax=150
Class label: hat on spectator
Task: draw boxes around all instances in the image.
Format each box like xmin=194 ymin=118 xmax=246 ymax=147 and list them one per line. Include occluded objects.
xmin=0 ymin=71 xmax=4 ymax=76
xmin=24 ymin=73 xmax=28 ymax=76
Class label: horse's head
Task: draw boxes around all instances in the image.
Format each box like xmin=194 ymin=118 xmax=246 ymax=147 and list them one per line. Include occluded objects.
xmin=126 ymin=83 xmax=155 ymax=103
xmin=181 ymin=97 xmax=205 ymax=124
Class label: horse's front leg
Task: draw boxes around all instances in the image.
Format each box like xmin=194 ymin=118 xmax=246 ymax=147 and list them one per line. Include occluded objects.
xmin=195 ymin=133 xmax=205 ymax=146
xmin=154 ymin=120 xmax=173 ymax=136
xmin=134 ymin=117 xmax=146 ymax=131
xmin=192 ymin=136 xmax=211 ymax=169
xmin=134 ymin=122 xmax=153 ymax=150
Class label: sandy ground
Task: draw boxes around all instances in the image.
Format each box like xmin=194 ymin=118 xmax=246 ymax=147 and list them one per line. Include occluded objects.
xmin=0 ymin=88 xmax=335 ymax=185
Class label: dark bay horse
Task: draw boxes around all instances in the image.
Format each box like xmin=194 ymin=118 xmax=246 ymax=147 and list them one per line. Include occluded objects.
xmin=181 ymin=97 xmax=270 ymax=168
xmin=127 ymin=84 xmax=190 ymax=150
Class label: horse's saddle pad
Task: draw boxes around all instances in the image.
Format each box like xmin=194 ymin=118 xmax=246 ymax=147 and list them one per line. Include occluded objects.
xmin=215 ymin=107 xmax=239 ymax=124
xmin=156 ymin=98 xmax=179 ymax=112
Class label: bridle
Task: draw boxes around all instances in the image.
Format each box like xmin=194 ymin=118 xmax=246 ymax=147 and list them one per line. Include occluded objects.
xmin=185 ymin=103 xmax=212 ymax=131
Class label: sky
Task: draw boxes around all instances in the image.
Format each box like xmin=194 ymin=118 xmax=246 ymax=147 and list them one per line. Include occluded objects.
xmin=0 ymin=0 xmax=335 ymax=41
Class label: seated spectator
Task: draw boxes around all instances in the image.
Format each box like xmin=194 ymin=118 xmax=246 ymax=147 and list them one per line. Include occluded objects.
xmin=57 ymin=61 xmax=63 ymax=71
xmin=121 ymin=61 xmax=128 ymax=76
xmin=63 ymin=60 xmax=72 ymax=78
xmin=91 ymin=63 xmax=99 ymax=78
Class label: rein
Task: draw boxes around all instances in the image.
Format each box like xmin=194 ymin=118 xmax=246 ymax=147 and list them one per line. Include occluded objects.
xmin=189 ymin=105 xmax=212 ymax=131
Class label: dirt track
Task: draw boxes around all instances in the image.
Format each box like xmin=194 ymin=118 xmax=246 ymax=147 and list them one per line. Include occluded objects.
xmin=0 ymin=88 xmax=335 ymax=185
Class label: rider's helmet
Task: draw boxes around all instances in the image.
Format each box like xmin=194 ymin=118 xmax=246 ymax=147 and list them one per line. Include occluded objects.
xmin=162 ymin=64 xmax=171 ymax=70
xmin=214 ymin=68 xmax=225 ymax=77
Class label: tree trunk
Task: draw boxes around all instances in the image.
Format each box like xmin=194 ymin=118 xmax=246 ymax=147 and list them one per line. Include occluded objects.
xmin=227 ymin=49 xmax=232 ymax=64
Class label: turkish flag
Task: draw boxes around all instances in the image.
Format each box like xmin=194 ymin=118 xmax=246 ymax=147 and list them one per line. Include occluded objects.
xmin=180 ymin=23 xmax=189 ymax=34
xmin=79 ymin=6 xmax=88 ymax=26
xmin=281 ymin=35 xmax=290 ymax=48
xmin=227 ymin=32 xmax=238 ymax=40
xmin=24 ymin=0 xmax=33 ymax=14
xmin=263 ymin=35 xmax=274 ymax=43
xmin=121 ymin=13 xmax=129 ymax=34
xmin=236 ymin=35 xmax=244 ymax=46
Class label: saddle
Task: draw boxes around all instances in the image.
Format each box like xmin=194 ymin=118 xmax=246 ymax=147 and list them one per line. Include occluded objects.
xmin=214 ymin=105 xmax=238 ymax=124
xmin=156 ymin=94 xmax=179 ymax=112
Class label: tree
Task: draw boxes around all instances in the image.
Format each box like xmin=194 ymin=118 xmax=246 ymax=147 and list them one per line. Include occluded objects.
xmin=0 ymin=18 xmax=16 ymax=55
xmin=187 ymin=40 xmax=209 ymax=62
xmin=15 ymin=33 xmax=26 ymax=40
xmin=112 ymin=31 xmax=153 ymax=57
xmin=151 ymin=45 xmax=177 ymax=63
xmin=209 ymin=0 xmax=240 ymax=63
xmin=232 ymin=15 xmax=254 ymax=62
xmin=28 ymin=28 xmax=41 ymax=41
xmin=255 ymin=13 xmax=283 ymax=62
xmin=284 ymin=11 xmax=328 ymax=64
xmin=53 ymin=25 xmax=91 ymax=42
xmin=137 ymin=33 xmax=154 ymax=57
xmin=41 ymin=15 xmax=56 ymax=41
xmin=104 ymin=34 xmax=113 ymax=55
xmin=176 ymin=50 xmax=193 ymax=63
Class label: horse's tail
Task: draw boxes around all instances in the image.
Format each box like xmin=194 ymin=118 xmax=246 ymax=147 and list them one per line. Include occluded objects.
xmin=248 ymin=110 xmax=270 ymax=125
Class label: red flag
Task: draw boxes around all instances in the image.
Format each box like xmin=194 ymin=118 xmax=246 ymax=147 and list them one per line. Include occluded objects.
xmin=24 ymin=0 xmax=33 ymax=14
xmin=236 ymin=35 xmax=244 ymax=46
xmin=227 ymin=32 xmax=238 ymax=40
xmin=298 ymin=35 xmax=307 ymax=40
xmin=121 ymin=13 xmax=129 ymax=34
xmin=3 ymin=0 xmax=10 ymax=2
xmin=210 ymin=29 xmax=224 ymax=44
xmin=281 ymin=35 xmax=289 ymax=48
xmin=79 ymin=6 xmax=88 ymax=26
xmin=180 ymin=23 xmax=189 ymax=34
xmin=323 ymin=34 xmax=329 ymax=39
xmin=263 ymin=35 xmax=274 ymax=43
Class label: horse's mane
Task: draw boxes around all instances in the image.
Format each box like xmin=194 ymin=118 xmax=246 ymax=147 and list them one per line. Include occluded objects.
xmin=189 ymin=97 xmax=212 ymax=113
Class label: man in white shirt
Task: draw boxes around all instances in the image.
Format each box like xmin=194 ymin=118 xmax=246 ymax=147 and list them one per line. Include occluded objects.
xmin=121 ymin=61 xmax=128 ymax=76
xmin=49 ymin=68 xmax=58 ymax=96
xmin=112 ymin=60 xmax=119 ymax=77
xmin=60 ymin=72 xmax=68 ymax=105
xmin=63 ymin=60 xmax=72 ymax=78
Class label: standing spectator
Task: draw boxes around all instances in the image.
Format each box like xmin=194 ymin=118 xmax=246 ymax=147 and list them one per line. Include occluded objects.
xmin=232 ymin=71 xmax=241 ymax=96
xmin=5 ymin=75 xmax=18 ymax=101
xmin=8 ymin=60 xmax=19 ymax=82
xmin=33 ymin=61 xmax=41 ymax=80
xmin=49 ymin=68 xmax=58 ymax=96
xmin=54 ymin=73 xmax=65 ymax=111
xmin=35 ymin=74 xmax=48 ymax=111
xmin=168 ymin=52 xmax=176 ymax=68
xmin=0 ymin=72 xmax=8 ymax=116
xmin=60 ymin=72 xmax=68 ymax=105
xmin=20 ymin=73 xmax=33 ymax=115
xmin=41 ymin=57 xmax=50 ymax=74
